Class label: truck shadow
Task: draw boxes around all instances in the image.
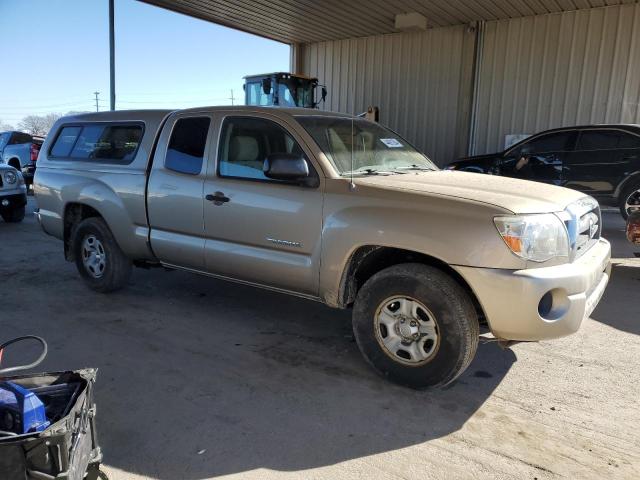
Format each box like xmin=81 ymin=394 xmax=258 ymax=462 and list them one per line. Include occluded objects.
xmin=591 ymin=261 xmax=640 ymax=336
xmin=3 ymin=264 xmax=516 ymax=479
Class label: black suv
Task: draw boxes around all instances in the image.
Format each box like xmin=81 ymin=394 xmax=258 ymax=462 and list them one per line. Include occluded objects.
xmin=447 ymin=125 xmax=640 ymax=218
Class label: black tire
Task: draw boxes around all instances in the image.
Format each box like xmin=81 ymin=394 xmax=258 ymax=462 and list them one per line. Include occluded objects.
xmin=71 ymin=217 xmax=132 ymax=293
xmin=619 ymin=180 xmax=640 ymax=220
xmin=352 ymin=263 xmax=479 ymax=389
xmin=1 ymin=205 xmax=25 ymax=223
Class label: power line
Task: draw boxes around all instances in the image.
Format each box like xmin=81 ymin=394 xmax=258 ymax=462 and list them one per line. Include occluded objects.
xmin=0 ymin=101 xmax=98 ymax=111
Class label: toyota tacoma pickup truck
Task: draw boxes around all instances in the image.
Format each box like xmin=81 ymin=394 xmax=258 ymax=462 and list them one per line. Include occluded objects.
xmin=34 ymin=107 xmax=611 ymax=388
xmin=0 ymin=164 xmax=27 ymax=223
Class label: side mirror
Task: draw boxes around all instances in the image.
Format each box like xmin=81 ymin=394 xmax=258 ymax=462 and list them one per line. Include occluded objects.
xmin=264 ymin=153 xmax=317 ymax=186
xmin=261 ymin=78 xmax=272 ymax=95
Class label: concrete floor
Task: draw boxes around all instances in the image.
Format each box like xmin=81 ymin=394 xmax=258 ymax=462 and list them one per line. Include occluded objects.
xmin=1 ymin=199 xmax=638 ymax=480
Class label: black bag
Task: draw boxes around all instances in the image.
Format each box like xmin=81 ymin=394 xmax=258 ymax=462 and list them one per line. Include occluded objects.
xmin=0 ymin=337 xmax=102 ymax=480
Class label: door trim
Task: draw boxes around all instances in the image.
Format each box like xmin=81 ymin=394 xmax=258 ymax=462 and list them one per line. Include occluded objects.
xmin=160 ymin=262 xmax=322 ymax=303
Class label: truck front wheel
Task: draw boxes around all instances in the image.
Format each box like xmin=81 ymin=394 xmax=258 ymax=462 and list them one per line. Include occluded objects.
xmin=352 ymin=263 xmax=479 ymax=389
xmin=71 ymin=217 xmax=132 ymax=293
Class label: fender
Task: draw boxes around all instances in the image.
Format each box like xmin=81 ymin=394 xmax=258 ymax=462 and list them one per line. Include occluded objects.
xmin=614 ymin=171 xmax=640 ymax=200
xmin=36 ymin=168 xmax=155 ymax=261
xmin=318 ymin=200 xmax=525 ymax=308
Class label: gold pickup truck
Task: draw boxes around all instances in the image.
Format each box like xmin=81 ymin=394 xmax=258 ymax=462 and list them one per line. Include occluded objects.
xmin=34 ymin=107 xmax=611 ymax=388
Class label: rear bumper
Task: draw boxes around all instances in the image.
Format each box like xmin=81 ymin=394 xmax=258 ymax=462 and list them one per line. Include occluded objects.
xmin=21 ymin=165 xmax=35 ymax=184
xmin=454 ymin=238 xmax=611 ymax=341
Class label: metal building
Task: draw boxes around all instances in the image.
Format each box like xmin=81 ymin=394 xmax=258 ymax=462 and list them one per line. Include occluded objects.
xmin=142 ymin=0 xmax=640 ymax=165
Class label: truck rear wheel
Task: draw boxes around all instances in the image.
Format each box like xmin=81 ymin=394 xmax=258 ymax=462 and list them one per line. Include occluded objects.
xmin=1 ymin=205 xmax=25 ymax=223
xmin=71 ymin=217 xmax=132 ymax=293
xmin=352 ymin=263 xmax=479 ymax=389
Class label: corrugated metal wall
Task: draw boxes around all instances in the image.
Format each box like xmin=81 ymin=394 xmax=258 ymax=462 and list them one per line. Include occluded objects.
xmin=472 ymin=3 xmax=640 ymax=154
xmin=300 ymin=25 xmax=475 ymax=165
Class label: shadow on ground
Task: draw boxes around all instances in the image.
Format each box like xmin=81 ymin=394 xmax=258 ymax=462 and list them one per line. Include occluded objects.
xmin=1 ymin=206 xmax=516 ymax=478
xmin=591 ymin=262 xmax=640 ymax=336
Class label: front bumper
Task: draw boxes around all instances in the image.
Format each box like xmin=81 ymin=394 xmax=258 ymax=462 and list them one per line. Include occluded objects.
xmin=454 ymin=238 xmax=611 ymax=341
xmin=0 ymin=192 xmax=27 ymax=210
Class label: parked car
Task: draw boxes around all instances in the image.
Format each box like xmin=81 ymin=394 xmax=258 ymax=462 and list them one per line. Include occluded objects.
xmin=447 ymin=125 xmax=640 ymax=219
xmin=0 ymin=164 xmax=27 ymax=223
xmin=34 ymin=108 xmax=611 ymax=389
xmin=0 ymin=130 xmax=44 ymax=190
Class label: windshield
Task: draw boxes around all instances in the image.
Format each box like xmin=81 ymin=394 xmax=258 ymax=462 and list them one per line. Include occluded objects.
xmin=296 ymin=116 xmax=437 ymax=174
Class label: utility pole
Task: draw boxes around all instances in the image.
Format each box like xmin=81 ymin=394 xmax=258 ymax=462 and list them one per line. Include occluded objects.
xmin=94 ymin=92 xmax=100 ymax=112
xmin=109 ymin=0 xmax=116 ymax=110
xmin=229 ymin=89 xmax=235 ymax=106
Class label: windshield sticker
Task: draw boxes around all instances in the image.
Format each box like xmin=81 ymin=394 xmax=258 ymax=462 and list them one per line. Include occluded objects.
xmin=380 ymin=138 xmax=403 ymax=148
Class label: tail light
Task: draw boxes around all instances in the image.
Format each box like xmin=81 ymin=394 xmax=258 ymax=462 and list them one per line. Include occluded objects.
xmin=30 ymin=143 xmax=41 ymax=162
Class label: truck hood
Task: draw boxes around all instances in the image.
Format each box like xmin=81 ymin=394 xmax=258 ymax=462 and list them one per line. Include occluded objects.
xmin=355 ymin=170 xmax=586 ymax=214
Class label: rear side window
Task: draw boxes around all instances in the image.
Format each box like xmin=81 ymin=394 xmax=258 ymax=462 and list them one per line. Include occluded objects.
xmin=576 ymin=130 xmax=621 ymax=150
xmin=50 ymin=126 xmax=82 ymax=157
xmin=9 ymin=132 xmax=32 ymax=145
xmin=618 ymin=132 xmax=640 ymax=149
xmin=49 ymin=123 xmax=143 ymax=163
xmin=165 ymin=117 xmax=210 ymax=175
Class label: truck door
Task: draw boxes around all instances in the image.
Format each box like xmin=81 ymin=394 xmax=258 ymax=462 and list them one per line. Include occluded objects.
xmin=147 ymin=114 xmax=213 ymax=270
xmin=202 ymin=114 xmax=323 ymax=297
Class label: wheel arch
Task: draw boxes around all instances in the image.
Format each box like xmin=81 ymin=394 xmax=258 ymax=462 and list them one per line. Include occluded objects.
xmin=614 ymin=171 xmax=640 ymax=201
xmin=63 ymin=203 xmax=103 ymax=261
xmin=6 ymin=157 xmax=21 ymax=169
xmin=336 ymin=245 xmax=487 ymax=323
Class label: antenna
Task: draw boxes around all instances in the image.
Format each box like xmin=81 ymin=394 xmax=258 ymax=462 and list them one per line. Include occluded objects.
xmin=349 ymin=77 xmax=356 ymax=191
xmin=350 ymin=114 xmax=355 ymax=190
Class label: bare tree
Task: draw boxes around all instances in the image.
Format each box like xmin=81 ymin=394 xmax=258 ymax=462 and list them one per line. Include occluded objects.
xmin=18 ymin=115 xmax=49 ymax=136
xmin=0 ymin=119 xmax=14 ymax=131
xmin=42 ymin=113 xmax=62 ymax=133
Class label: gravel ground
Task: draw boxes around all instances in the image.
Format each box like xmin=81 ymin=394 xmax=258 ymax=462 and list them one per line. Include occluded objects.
xmin=0 ymin=199 xmax=638 ymax=480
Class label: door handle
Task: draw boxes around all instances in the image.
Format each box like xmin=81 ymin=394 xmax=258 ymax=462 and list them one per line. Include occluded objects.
xmin=206 ymin=192 xmax=230 ymax=205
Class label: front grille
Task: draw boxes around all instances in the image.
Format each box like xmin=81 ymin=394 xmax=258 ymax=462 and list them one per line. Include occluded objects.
xmin=562 ymin=197 xmax=601 ymax=260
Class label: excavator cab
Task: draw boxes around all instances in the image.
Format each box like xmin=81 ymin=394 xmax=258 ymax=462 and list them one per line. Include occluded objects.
xmin=244 ymin=72 xmax=326 ymax=108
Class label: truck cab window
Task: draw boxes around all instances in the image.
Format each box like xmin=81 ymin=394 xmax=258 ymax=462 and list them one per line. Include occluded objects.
xmin=165 ymin=117 xmax=210 ymax=175
xmin=218 ymin=117 xmax=305 ymax=181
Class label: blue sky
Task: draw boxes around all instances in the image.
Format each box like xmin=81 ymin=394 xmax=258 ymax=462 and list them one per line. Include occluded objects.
xmin=0 ymin=0 xmax=289 ymax=127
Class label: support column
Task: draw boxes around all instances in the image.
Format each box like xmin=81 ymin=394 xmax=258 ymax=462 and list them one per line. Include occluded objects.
xmin=109 ymin=0 xmax=116 ymax=111
xmin=290 ymin=42 xmax=306 ymax=74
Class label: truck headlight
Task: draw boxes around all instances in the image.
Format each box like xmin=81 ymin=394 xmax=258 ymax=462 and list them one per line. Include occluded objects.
xmin=494 ymin=214 xmax=569 ymax=263
xmin=4 ymin=171 xmax=17 ymax=185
